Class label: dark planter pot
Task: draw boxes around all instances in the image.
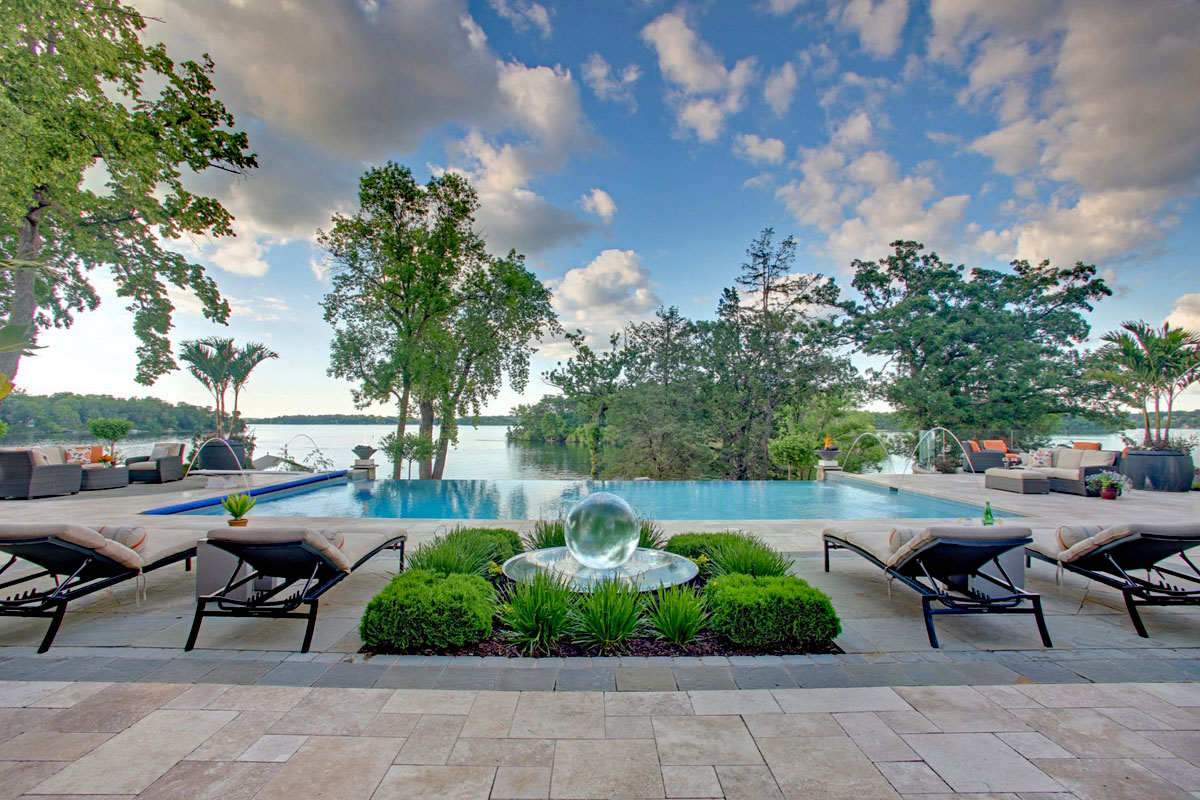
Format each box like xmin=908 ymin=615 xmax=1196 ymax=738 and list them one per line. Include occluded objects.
xmin=1120 ymin=450 xmax=1194 ymax=492
xmin=197 ymin=440 xmax=248 ymax=470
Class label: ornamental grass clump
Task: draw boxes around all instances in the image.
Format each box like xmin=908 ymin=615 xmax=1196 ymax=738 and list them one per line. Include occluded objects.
xmin=637 ymin=519 xmax=667 ymax=550
xmin=706 ymin=574 xmax=840 ymax=651
xmin=707 ymin=534 xmax=794 ymax=578
xmin=360 ymin=569 xmax=495 ymax=652
xmin=568 ymin=578 xmax=647 ymax=653
xmin=664 ymin=532 xmax=746 ymax=577
xmin=407 ymin=527 xmax=522 ymax=578
xmin=646 ymin=584 xmax=708 ymax=645
xmin=523 ymin=518 xmax=566 ymax=550
xmin=445 ymin=526 xmax=523 ymax=561
xmin=499 ymin=572 xmax=574 ymax=656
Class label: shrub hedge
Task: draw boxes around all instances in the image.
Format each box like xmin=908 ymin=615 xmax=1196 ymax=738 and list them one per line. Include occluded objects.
xmin=360 ymin=569 xmax=496 ymax=652
xmin=705 ymin=574 xmax=840 ymax=650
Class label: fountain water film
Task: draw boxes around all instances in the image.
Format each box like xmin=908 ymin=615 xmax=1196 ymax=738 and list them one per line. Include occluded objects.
xmin=564 ymin=491 xmax=639 ymax=569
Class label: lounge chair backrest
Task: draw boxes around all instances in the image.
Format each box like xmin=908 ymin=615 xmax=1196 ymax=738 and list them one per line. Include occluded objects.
xmin=0 ymin=522 xmax=144 ymax=570
xmin=207 ymin=527 xmax=352 ymax=573
xmin=1059 ymin=522 xmax=1200 ymax=564
xmin=887 ymin=525 xmax=1032 ymax=568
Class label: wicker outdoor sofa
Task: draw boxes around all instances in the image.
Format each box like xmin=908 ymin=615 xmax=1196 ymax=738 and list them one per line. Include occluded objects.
xmin=0 ymin=450 xmax=82 ymax=499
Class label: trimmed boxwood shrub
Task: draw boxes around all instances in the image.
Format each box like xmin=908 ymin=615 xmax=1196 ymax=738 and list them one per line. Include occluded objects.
xmin=705 ymin=574 xmax=840 ymax=651
xmin=360 ymin=569 xmax=496 ymax=652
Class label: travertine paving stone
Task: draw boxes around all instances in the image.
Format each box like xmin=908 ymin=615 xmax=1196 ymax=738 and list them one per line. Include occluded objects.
xmin=254 ymin=735 xmax=400 ymax=800
xmin=716 ymin=765 xmax=784 ymax=800
xmin=509 ymin=692 xmax=604 ymax=739
xmin=550 ymin=739 xmax=664 ymax=799
xmin=903 ymin=732 xmax=1063 ymax=793
xmin=662 ymin=764 xmax=722 ymax=798
xmin=1033 ymin=757 xmax=1193 ymax=800
xmin=653 ymin=715 xmax=763 ymax=766
xmin=492 ymin=765 xmax=551 ymax=799
xmin=758 ymin=735 xmax=902 ymax=799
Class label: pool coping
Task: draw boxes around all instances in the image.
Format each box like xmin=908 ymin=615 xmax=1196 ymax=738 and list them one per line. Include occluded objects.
xmin=141 ymin=470 xmax=348 ymax=515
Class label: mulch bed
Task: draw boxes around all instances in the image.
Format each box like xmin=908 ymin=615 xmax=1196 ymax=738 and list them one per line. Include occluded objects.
xmin=364 ymin=632 xmax=841 ymax=659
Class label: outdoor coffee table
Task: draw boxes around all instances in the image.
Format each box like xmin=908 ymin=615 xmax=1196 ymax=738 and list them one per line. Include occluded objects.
xmin=80 ymin=465 xmax=129 ymax=491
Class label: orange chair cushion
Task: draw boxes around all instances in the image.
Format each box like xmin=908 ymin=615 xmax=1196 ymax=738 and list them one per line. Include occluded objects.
xmin=1072 ymin=441 xmax=1102 ymax=450
xmin=967 ymin=440 xmax=981 ymax=453
xmin=982 ymin=439 xmax=1008 ymax=453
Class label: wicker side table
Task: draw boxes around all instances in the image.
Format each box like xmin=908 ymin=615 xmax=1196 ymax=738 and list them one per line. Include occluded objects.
xmin=81 ymin=466 xmax=130 ymax=491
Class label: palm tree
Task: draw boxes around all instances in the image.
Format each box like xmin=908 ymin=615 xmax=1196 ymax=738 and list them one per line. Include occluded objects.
xmin=179 ymin=337 xmax=236 ymax=436
xmin=1095 ymin=321 xmax=1200 ymax=447
xmin=228 ymin=342 xmax=279 ymax=429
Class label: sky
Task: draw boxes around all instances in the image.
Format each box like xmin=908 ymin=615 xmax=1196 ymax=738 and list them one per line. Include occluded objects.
xmin=18 ymin=0 xmax=1200 ymax=416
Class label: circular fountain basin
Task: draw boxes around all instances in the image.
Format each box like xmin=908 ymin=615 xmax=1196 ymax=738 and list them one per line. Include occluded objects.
xmin=502 ymin=546 xmax=698 ymax=592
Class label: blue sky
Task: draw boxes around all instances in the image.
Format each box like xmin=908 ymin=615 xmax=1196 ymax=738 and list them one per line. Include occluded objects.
xmin=20 ymin=0 xmax=1200 ymax=415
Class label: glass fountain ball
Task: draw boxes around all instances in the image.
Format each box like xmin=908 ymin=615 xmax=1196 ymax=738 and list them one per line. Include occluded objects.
xmin=565 ymin=491 xmax=639 ymax=569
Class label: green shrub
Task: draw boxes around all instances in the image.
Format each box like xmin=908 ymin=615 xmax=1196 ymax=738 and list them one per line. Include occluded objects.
xmin=524 ymin=518 xmax=566 ymax=550
xmin=646 ymin=584 xmax=708 ymax=645
xmin=568 ymin=579 xmax=646 ymax=653
xmin=500 ymin=572 xmax=574 ymax=656
xmin=707 ymin=535 xmax=794 ymax=578
xmin=706 ymin=574 xmax=840 ymax=651
xmin=638 ymin=519 xmax=667 ymax=550
xmin=665 ymin=532 xmax=792 ymax=578
xmin=360 ymin=569 xmax=495 ymax=652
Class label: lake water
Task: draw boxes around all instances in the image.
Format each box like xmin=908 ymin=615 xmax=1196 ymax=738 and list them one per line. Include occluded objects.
xmin=8 ymin=424 xmax=1158 ymax=481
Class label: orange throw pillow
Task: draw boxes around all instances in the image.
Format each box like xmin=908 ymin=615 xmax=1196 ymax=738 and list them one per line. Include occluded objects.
xmin=1072 ymin=441 xmax=1101 ymax=450
xmin=967 ymin=440 xmax=981 ymax=453
xmin=982 ymin=439 xmax=1008 ymax=453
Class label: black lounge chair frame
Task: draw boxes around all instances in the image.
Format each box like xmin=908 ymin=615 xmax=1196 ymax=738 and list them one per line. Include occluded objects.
xmin=824 ymin=533 xmax=1052 ymax=649
xmin=0 ymin=536 xmax=193 ymax=653
xmin=186 ymin=534 xmax=406 ymax=653
xmin=1027 ymin=535 xmax=1200 ymax=638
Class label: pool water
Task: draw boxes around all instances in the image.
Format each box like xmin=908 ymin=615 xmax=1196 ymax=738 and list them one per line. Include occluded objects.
xmin=180 ymin=478 xmax=993 ymax=520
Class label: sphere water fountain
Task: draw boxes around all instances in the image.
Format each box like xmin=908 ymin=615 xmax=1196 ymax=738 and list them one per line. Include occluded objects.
xmin=503 ymin=491 xmax=697 ymax=591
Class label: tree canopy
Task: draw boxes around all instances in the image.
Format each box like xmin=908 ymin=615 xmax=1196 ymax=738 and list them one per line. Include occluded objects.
xmin=0 ymin=1 xmax=256 ymax=385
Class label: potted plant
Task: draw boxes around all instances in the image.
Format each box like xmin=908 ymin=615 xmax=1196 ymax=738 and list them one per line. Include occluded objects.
xmin=221 ymin=492 xmax=255 ymax=526
xmin=1093 ymin=321 xmax=1200 ymax=492
xmin=1085 ymin=470 xmax=1132 ymax=500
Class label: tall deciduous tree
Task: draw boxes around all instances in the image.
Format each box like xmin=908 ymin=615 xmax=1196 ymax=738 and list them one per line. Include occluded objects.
xmin=0 ymin=2 xmax=256 ymax=384
xmin=320 ymin=163 xmax=480 ymax=478
xmin=544 ymin=331 xmax=633 ymax=478
xmin=844 ymin=241 xmax=1111 ymax=442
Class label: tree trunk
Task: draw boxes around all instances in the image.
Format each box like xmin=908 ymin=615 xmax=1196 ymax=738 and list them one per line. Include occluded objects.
xmin=432 ymin=431 xmax=450 ymax=479
xmin=392 ymin=387 xmax=411 ymax=479
xmin=0 ymin=199 xmax=49 ymax=382
xmin=418 ymin=398 xmax=435 ymax=479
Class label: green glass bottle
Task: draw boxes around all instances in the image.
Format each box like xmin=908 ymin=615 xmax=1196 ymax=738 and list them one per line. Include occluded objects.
xmin=982 ymin=501 xmax=995 ymax=526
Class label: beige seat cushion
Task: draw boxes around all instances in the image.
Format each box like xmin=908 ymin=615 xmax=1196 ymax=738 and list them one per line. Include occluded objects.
xmin=887 ymin=525 xmax=1033 ymax=569
xmin=1078 ymin=450 xmax=1116 ymax=468
xmin=340 ymin=532 xmax=391 ymax=566
xmin=1040 ymin=467 xmax=1083 ymax=481
xmin=1056 ymin=524 xmax=1104 ymax=551
xmin=30 ymin=446 xmax=65 ymax=466
xmin=0 ymin=523 xmax=143 ymax=570
xmin=1060 ymin=522 xmax=1200 ymax=563
xmin=137 ymin=529 xmax=201 ymax=567
xmin=128 ymin=461 xmax=159 ymax=471
xmin=207 ymin=527 xmax=352 ymax=573
xmin=1054 ymin=448 xmax=1084 ymax=470
xmin=150 ymin=443 xmax=183 ymax=460
xmin=823 ymin=528 xmax=894 ymax=564
xmin=889 ymin=526 xmax=920 ymax=551
xmin=985 ymin=468 xmax=1046 ymax=481
xmin=1027 ymin=528 xmax=1066 ymax=560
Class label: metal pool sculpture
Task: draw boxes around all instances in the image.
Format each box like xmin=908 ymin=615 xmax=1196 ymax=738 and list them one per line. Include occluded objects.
xmin=503 ymin=491 xmax=697 ymax=592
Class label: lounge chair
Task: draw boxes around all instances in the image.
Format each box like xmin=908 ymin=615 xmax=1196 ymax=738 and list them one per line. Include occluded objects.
xmin=1026 ymin=522 xmax=1200 ymax=637
xmin=823 ymin=525 xmax=1052 ymax=648
xmin=185 ymin=527 xmax=406 ymax=653
xmin=0 ymin=523 xmax=197 ymax=652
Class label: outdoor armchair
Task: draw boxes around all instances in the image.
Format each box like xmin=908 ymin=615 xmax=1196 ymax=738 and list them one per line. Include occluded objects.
xmin=126 ymin=442 xmax=185 ymax=483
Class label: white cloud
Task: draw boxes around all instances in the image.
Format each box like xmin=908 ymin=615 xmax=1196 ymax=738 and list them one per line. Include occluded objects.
xmin=582 ymin=53 xmax=641 ymax=109
xmin=764 ymin=62 xmax=798 ymax=116
xmin=832 ymin=110 xmax=874 ymax=148
xmin=836 ymin=0 xmax=910 ymax=59
xmin=766 ymin=0 xmax=806 ymax=14
xmin=579 ymin=188 xmax=618 ymax=223
xmin=1167 ymin=293 xmax=1200 ymax=332
xmin=733 ymin=134 xmax=786 ymax=165
xmin=489 ymin=0 xmax=552 ymax=38
xmin=944 ymin=0 xmax=1200 ymax=268
xmin=550 ymin=250 xmax=661 ymax=344
xmin=640 ymin=11 xmax=758 ymax=141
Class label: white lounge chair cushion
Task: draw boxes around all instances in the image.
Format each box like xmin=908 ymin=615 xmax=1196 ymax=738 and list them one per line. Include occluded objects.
xmin=88 ymin=525 xmax=148 ymax=552
xmin=1056 ymin=524 xmax=1104 ymax=551
xmin=823 ymin=529 xmax=894 ymax=564
xmin=318 ymin=530 xmax=345 ymax=549
xmin=340 ymin=532 xmax=390 ymax=566
xmin=889 ymin=526 xmax=919 ymax=552
xmin=207 ymin=527 xmax=353 ymax=573
xmin=137 ymin=530 xmax=201 ymax=568
xmin=1027 ymin=529 xmax=1065 ymax=560
xmin=0 ymin=523 xmax=143 ymax=570
xmin=1059 ymin=522 xmax=1200 ymax=564
xmin=887 ymin=525 xmax=1033 ymax=569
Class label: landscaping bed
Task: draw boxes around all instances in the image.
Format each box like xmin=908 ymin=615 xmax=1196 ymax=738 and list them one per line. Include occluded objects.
xmin=359 ymin=525 xmax=842 ymax=658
